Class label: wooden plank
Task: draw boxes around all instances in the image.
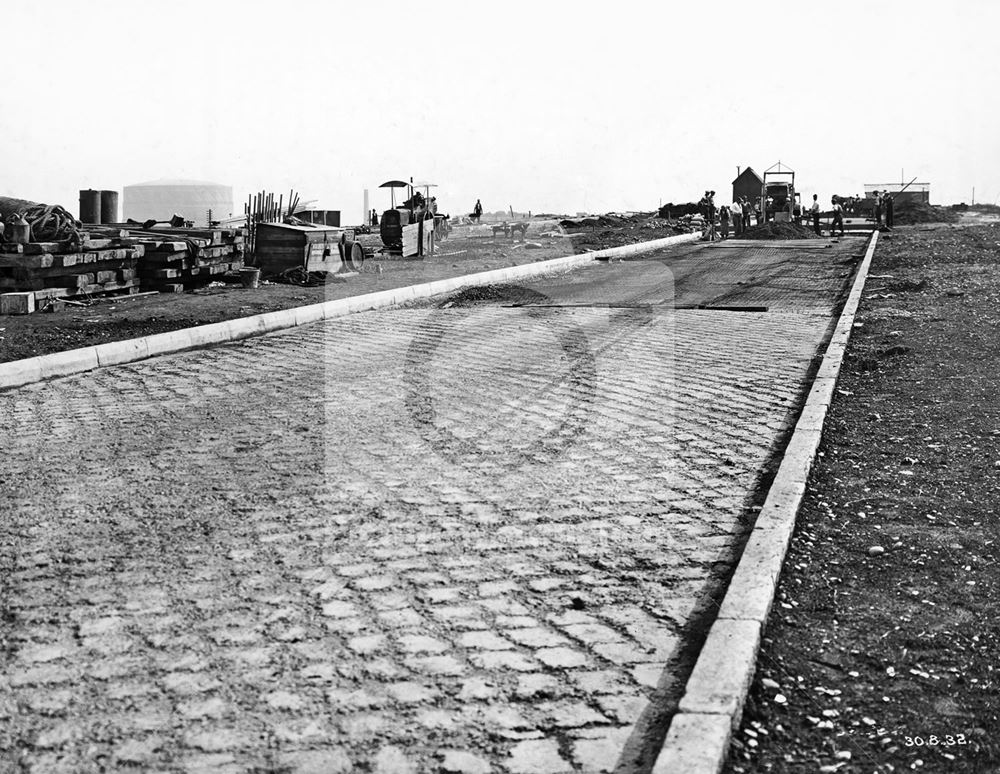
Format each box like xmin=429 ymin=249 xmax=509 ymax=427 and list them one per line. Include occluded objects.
xmin=138 ymin=256 xmax=234 ymax=274
xmin=143 ymin=241 xmax=189 ymax=253
xmin=139 ymin=267 xmax=181 ymax=279
xmin=139 ymin=245 xmax=234 ymax=265
xmin=81 ymin=238 xmax=114 ymax=250
xmin=0 ymin=253 xmax=54 ymax=269
xmin=402 ymin=223 xmax=420 ymax=257
xmin=32 ymin=278 xmax=141 ymax=300
xmin=0 ymin=273 xmax=95 ymax=291
xmin=23 ymin=242 xmax=64 ymax=255
xmin=0 ymin=292 xmax=35 ymax=315
xmin=58 ymin=248 xmax=133 ymax=267
xmin=2 ymin=257 xmax=138 ymax=279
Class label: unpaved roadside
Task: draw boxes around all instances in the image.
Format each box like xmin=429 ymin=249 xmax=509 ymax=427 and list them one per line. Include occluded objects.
xmin=0 ymin=230 xmax=575 ymax=364
xmin=724 ymin=222 xmax=1000 ymax=773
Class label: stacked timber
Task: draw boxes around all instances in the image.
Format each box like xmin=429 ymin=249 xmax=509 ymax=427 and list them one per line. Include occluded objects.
xmin=130 ymin=226 xmax=245 ymax=293
xmin=0 ymin=235 xmax=144 ymax=314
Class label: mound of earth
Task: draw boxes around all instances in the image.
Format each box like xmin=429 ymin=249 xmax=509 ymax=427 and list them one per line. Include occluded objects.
xmin=438 ymin=283 xmax=530 ymax=307
xmin=658 ymin=202 xmax=702 ymax=219
xmin=893 ymin=200 xmax=960 ymax=225
xmin=740 ymin=221 xmax=822 ymax=240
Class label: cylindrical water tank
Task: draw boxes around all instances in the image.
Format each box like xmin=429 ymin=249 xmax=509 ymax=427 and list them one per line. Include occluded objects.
xmin=123 ymin=179 xmax=234 ymax=225
xmin=100 ymin=190 xmax=119 ymax=225
xmin=79 ymin=189 xmax=101 ymax=224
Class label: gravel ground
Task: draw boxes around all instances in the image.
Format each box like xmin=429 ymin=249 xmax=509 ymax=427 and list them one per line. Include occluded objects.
xmin=724 ymin=219 xmax=1000 ymax=773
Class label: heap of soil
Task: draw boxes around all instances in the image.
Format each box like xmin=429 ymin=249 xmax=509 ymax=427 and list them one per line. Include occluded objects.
xmin=658 ymin=202 xmax=703 ymax=219
xmin=556 ymin=212 xmax=698 ymax=250
xmin=559 ymin=212 xmax=657 ymax=229
xmin=740 ymin=222 xmax=822 ymax=240
xmin=438 ymin=283 xmax=528 ymax=307
xmin=892 ymin=200 xmax=959 ymax=225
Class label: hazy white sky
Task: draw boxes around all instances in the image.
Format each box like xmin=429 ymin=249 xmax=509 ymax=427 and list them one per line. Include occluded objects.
xmin=2 ymin=1 xmax=997 ymax=220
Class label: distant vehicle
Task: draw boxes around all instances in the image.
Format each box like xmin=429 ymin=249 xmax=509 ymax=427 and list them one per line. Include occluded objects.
xmin=376 ymin=179 xmax=448 ymax=255
xmin=762 ymin=164 xmax=797 ymax=223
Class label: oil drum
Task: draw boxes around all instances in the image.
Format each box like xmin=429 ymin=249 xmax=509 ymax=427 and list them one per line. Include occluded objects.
xmin=79 ymin=189 xmax=101 ymax=224
xmin=100 ymin=190 xmax=119 ymax=225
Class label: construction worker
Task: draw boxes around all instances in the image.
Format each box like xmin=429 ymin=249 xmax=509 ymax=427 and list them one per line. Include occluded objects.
xmin=719 ymin=204 xmax=731 ymax=239
xmin=741 ymin=197 xmax=752 ymax=231
xmin=699 ymin=191 xmax=717 ymax=241
xmin=733 ymin=201 xmax=743 ymax=236
xmin=884 ymin=192 xmax=894 ymax=229
xmin=831 ymin=197 xmax=845 ymax=236
xmin=874 ymin=191 xmax=883 ymax=227
xmin=473 ymin=199 xmax=483 ymax=223
xmin=810 ymin=194 xmax=821 ymax=235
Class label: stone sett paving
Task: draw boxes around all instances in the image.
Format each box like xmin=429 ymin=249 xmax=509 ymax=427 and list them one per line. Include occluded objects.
xmin=0 ymin=250 xmax=848 ymax=773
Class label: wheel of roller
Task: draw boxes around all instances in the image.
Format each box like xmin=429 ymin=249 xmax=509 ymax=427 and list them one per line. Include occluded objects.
xmin=342 ymin=239 xmax=364 ymax=271
xmin=351 ymin=241 xmax=365 ymax=270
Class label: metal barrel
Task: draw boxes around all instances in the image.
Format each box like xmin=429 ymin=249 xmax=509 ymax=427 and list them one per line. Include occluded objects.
xmin=100 ymin=190 xmax=119 ymax=225
xmin=79 ymin=189 xmax=101 ymax=224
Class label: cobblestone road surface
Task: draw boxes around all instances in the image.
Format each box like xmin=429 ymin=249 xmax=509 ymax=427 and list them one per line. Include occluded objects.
xmin=0 ymin=241 xmax=861 ymax=773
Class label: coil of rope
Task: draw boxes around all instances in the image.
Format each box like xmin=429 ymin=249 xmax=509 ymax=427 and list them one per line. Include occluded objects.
xmin=0 ymin=197 xmax=83 ymax=245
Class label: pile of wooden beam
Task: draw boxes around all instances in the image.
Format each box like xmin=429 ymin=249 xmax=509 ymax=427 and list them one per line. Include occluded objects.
xmin=131 ymin=226 xmax=245 ymax=293
xmin=0 ymin=234 xmax=144 ymax=314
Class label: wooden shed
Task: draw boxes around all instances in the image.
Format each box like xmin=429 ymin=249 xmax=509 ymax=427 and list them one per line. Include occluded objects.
xmin=253 ymin=222 xmax=354 ymax=275
xmin=732 ymin=167 xmax=764 ymax=203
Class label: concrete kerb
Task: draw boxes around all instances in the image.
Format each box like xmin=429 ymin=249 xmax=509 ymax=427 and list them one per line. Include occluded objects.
xmin=651 ymin=230 xmax=880 ymax=774
xmin=0 ymin=232 xmax=701 ymax=393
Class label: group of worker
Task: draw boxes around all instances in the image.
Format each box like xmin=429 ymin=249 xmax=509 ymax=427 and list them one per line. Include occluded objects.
xmin=700 ymin=190 xmax=862 ymax=239
xmin=700 ymin=191 xmax=754 ymax=241
xmin=810 ymin=191 xmax=893 ymax=236
xmin=800 ymin=194 xmax=850 ymax=236
xmin=873 ymin=190 xmax=895 ymax=229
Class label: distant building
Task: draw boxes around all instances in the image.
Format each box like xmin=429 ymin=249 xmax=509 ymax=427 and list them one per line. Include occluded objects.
xmin=293 ymin=209 xmax=341 ymax=227
xmin=864 ymin=182 xmax=930 ymax=204
xmin=732 ymin=167 xmax=764 ymax=204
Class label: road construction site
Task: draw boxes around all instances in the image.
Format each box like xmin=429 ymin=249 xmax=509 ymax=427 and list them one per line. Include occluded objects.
xmin=0 ymin=234 xmax=868 ymax=773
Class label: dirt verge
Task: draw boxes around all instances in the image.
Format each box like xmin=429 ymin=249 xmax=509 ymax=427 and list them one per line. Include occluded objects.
xmin=724 ymin=222 xmax=1000 ymax=773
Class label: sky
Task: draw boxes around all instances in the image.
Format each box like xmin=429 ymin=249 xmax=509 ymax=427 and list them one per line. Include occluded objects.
xmin=2 ymin=1 xmax=998 ymax=222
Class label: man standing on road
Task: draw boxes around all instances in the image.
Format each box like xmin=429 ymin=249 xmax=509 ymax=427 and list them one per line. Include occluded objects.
xmin=719 ymin=204 xmax=731 ymax=239
xmin=810 ymin=194 xmax=821 ymax=235
xmin=884 ymin=192 xmax=894 ymax=229
xmin=733 ymin=201 xmax=743 ymax=236
xmin=473 ymin=199 xmax=483 ymax=223
xmin=699 ymin=191 xmax=717 ymax=241
xmin=831 ymin=197 xmax=845 ymax=236
xmin=742 ymin=197 xmax=752 ymax=231
xmin=874 ymin=191 xmax=883 ymax=227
